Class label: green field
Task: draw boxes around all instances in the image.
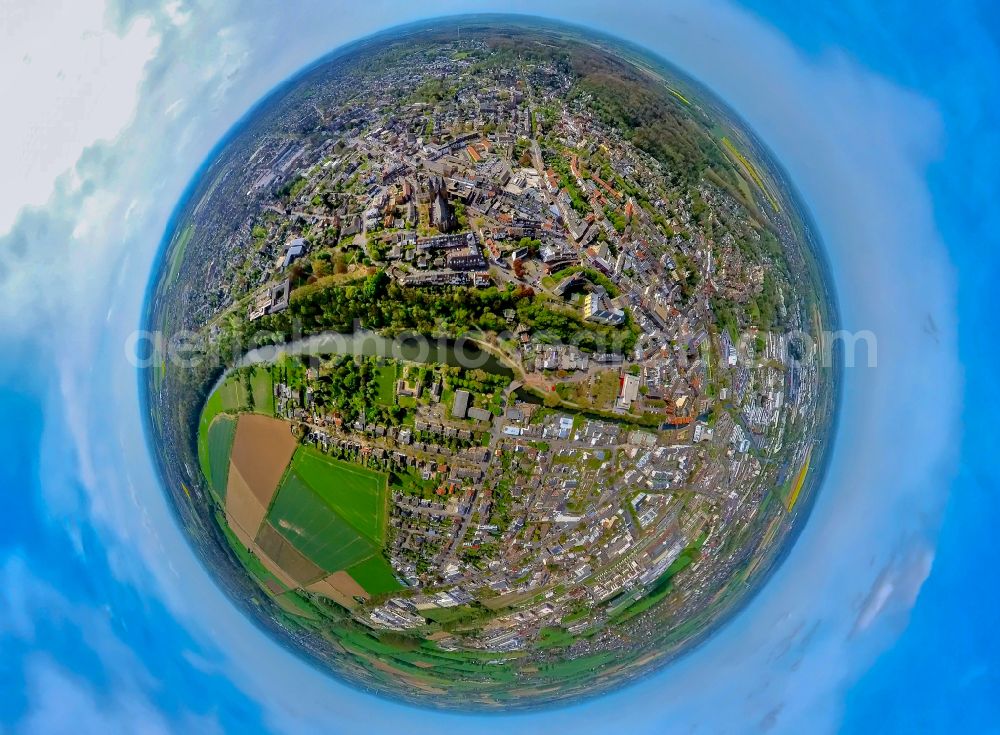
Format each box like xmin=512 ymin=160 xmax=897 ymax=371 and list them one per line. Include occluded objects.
xmin=293 ymin=448 xmax=387 ymax=543
xmin=205 ymin=415 xmax=236 ymax=499
xmin=197 ymin=377 xmax=244 ymax=492
xmin=196 ymin=370 xmax=277 ymax=494
xmin=421 ymin=604 xmax=480 ymax=625
xmin=346 ymin=555 xmax=404 ymax=596
xmin=198 ymin=374 xmax=401 ymax=595
xmin=248 ymin=368 xmax=274 ymax=415
xmin=199 ymin=376 xmax=244 ymax=428
xmin=374 ymin=364 xmax=396 ymax=407
xmin=275 ymin=590 xmax=320 ymax=620
xmin=166 ymin=223 xmax=194 ymax=285
xmin=265 ymin=447 xmax=394 ymax=591
xmin=268 ymin=470 xmax=378 ymax=571
xmin=537 ymin=626 xmax=576 ymax=649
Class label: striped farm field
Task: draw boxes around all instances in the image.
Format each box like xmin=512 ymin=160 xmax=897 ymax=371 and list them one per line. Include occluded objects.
xmin=263 ymin=447 xmax=400 ymax=594
xmin=292 ymin=447 xmax=388 ymax=544
xmin=267 ymin=470 xmax=378 ymax=572
xmin=205 ymin=415 xmax=236 ymax=499
xmin=784 ymin=447 xmax=812 ymax=512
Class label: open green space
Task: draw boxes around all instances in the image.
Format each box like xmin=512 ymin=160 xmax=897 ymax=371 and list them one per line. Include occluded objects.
xmin=346 ymin=555 xmax=403 ymax=596
xmin=268 ymin=470 xmax=377 ymax=572
xmin=204 ymin=415 xmax=236 ymax=499
xmin=196 ymin=376 xmax=244 ymax=494
xmin=537 ymin=626 xmax=576 ymax=649
xmin=275 ymin=590 xmax=321 ymax=620
xmin=292 ymin=447 xmax=387 ymax=543
xmin=248 ymin=368 xmax=274 ymax=415
xmin=374 ymin=364 xmax=396 ymax=407
xmin=199 ymin=375 xmax=244 ymax=429
xmin=420 ymin=605 xmax=475 ymax=625
xmin=165 ymin=223 xmax=193 ymax=285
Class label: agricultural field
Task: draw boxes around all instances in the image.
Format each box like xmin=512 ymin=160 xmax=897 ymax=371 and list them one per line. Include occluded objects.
xmin=293 ymin=448 xmax=388 ymax=543
xmin=204 ymin=415 xmax=236 ymax=499
xmin=248 ymin=368 xmax=275 ymax=415
xmin=346 ymin=555 xmax=404 ymax=596
xmin=196 ymin=380 xmax=240 ymax=473
xmin=196 ymin=370 xmax=275 ymax=497
xmin=268 ymin=471 xmax=378 ymax=571
xmin=781 ymin=446 xmax=812 ymax=512
xmin=264 ymin=447 xmax=399 ymax=595
xmin=224 ymin=413 xmax=299 ymax=549
xmin=197 ymin=376 xmax=401 ymax=598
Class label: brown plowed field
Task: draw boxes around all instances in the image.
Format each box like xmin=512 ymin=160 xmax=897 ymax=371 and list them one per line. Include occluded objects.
xmin=255 ymin=521 xmax=325 ymax=586
xmin=225 ymin=464 xmax=268 ymax=547
xmin=228 ymin=414 xmax=298 ymax=506
xmin=306 ymin=575 xmax=360 ymax=610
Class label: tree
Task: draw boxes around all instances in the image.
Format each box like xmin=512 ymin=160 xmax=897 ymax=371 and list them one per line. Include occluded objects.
xmin=331 ymin=252 xmax=348 ymax=275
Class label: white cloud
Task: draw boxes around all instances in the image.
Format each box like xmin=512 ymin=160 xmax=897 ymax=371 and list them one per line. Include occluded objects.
xmin=18 ymin=658 xmax=172 ymax=735
xmin=0 ymin=0 xmax=159 ymax=235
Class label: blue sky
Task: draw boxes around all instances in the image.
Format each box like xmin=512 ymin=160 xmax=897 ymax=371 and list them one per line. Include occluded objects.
xmin=0 ymin=1 xmax=997 ymax=733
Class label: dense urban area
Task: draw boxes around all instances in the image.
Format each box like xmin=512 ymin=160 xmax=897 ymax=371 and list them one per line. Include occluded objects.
xmin=146 ymin=18 xmax=837 ymax=710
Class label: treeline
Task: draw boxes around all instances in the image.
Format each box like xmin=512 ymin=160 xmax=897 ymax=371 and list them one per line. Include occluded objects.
xmin=257 ymin=272 xmax=638 ymax=353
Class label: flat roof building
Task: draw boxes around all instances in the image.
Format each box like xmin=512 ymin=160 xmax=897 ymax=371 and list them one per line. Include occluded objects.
xmin=452 ymin=390 xmax=471 ymax=418
xmin=467 ymin=407 xmax=492 ymax=423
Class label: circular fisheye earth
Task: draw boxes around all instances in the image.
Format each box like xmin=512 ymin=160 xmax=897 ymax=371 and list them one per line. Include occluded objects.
xmin=143 ymin=15 xmax=839 ymax=711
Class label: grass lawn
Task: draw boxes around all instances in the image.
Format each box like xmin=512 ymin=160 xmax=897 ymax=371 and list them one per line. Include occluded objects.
xmin=392 ymin=467 xmax=438 ymax=497
xmin=374 ymin=364 xmax=396 ymax=407
xmin=214 ymin=375 xmax=246 ymax=412
xmin=420 ymin=605 xmax=471 ymax=625
xmin=249 ymin=368 xmax=274 ymax=415
xmin=536 ymin=626 xmax=575 ymax=649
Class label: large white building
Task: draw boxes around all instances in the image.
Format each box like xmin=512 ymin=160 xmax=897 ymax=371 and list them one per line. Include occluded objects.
xmin=617 ymin=373 xmax=641 ymax=410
